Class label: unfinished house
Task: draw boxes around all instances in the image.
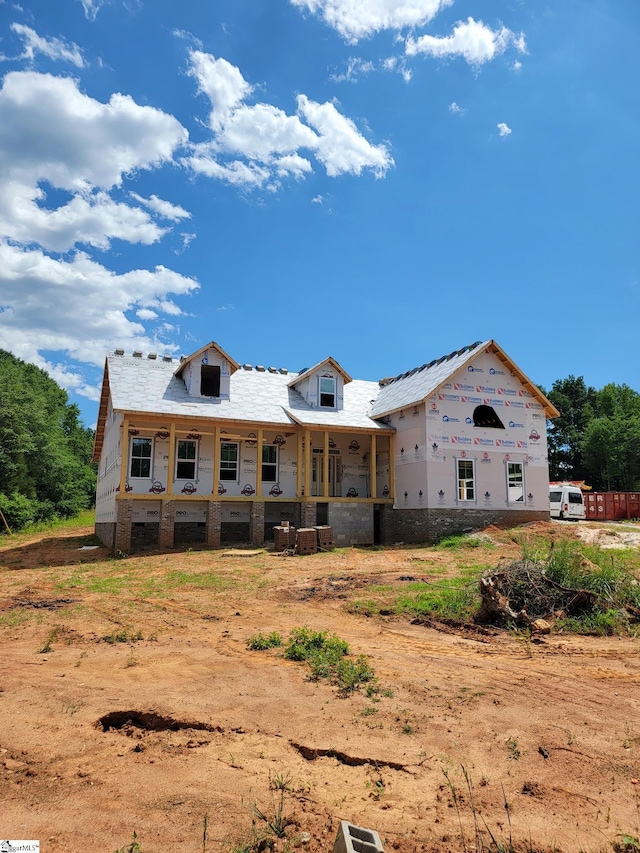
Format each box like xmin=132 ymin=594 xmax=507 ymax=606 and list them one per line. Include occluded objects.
xmin=93 ymin=340 xmax=558 ymax=551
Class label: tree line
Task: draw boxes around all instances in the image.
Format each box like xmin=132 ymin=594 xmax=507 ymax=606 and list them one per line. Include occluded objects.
xmin=0 ymin=349 xmax=96 ymax=531
xmin=545 ymin=376 xmax=640 ymax=491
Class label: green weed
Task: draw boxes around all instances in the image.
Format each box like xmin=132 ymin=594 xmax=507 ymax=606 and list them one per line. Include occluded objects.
xmin=247 ymin=631 xmax=282 ymax=650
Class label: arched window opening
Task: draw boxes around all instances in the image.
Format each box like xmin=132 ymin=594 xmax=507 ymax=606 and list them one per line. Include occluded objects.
xmin=473 ymin=405 xmax=504 ymax=429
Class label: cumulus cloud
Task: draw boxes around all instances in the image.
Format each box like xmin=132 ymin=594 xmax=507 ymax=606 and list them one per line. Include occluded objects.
xmin=497 ymin=122 xmax=512 ymax=136
xmin=0 ymin=240 xmax=199 ymax=391
xmin=184 ymin=51 xmax=392 ymax=189
xmin=129 ymin=192 xmax=191 ymax=221
xmin=406 ymin=17 xmax=526 ymax=66
xmin=10 ymin=23 xmax=85 ymax=67
xmin=448 ymin=101 xmax=463 ymax=114
xmin=0 ymin=69 xmax=197 ymax=397
xmin=290 ymin=0 xmax=452 ymax=42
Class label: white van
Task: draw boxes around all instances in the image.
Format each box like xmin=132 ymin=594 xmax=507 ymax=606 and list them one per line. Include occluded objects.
xmin=549 ymin=484 xmax=586 ymax=520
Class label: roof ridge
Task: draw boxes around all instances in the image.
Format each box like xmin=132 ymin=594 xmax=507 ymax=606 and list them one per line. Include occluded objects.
xmin=381 ymin=341 xmax=482 ymax=386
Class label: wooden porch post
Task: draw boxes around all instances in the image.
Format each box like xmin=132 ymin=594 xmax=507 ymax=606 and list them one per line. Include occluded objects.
xmin=119 ymin=417 xmax=129 ymax=494
xmin=388 ymin=434 xmax=395 ymax=501
xmin=296 ymin=430 xmax=303 ymax=497
xmin=213 ymin=426 xmax=220 ymax=496
xmin=166 ymin=423 xmax=176 ymax=495
xmin=369 ymin=433 xmax=377 ymax=499
xmin=323 ymin=431 xmax=329 ymax=498
xmin=256 ymin=428 xmax=263 ymax=498
xmin=304 ymin=429 xmax=311 ymax=498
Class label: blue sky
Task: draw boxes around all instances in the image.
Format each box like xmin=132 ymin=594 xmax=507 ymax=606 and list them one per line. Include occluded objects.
xmin=0 ymin=0 xmax=638 ymax=427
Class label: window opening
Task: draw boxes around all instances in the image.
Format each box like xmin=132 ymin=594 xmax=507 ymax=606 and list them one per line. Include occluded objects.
xmin=220 ymin=442 xmax=239 ymax=481
xmin=262 ymin=445 xmax=278 ymax=482
xmin=473 ymin=405 xmax=504 ymax=428
xmin=130 ymin=437 xmax=152 ymax=478
xmin=507 ymin=462 xmax=524 ymax=502
xmin=201 ymin=365 xmax=220 ymax=397
xmin=176 ymin=439 xmax=197 ymax=480
xmin=319 ymin=377 xmax=336 ymax=408
xmin=457 ymin=459 xmax=475 ymax=501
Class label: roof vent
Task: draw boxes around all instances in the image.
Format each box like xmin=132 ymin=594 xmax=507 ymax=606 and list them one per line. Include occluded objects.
xmin=243 ymin=363 xmax=252 ymax=370
xmin=268 ymin=366 xmax=278 ymax=373
xmin=133 ymin=350 xmax=142 ymax=358
xmin=162 ymin=355 xmax=172 ymax=362
xmin=114 ymin=348 xmax=124 ymax=356
xmin=279 ymin=368 xmax=288 ymax=375
xmin=256 ymin=364 xmax=265 ymax=372
xmin=179 ymin=355 xmax=185 ymax=363
xmin=147 ymin=352 xmax=157 ymax=360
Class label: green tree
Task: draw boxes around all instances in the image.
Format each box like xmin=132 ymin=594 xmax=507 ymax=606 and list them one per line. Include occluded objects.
xmin=545 ymin=376 xmax=597 ymax=481
xmin=0 ymin=350 xmax=96 ymax=530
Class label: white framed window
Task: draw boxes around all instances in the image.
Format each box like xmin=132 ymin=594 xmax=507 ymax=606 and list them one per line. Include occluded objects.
xmin=176 ymin=439 xmax=197 ymax=480
xmin=319 ymin=376 xmax=336 ymax=408
xmin=130 ymin=437 xmax=153 ymax=478
xmin=457 ymin=459 xmax=475 ymax=501
xmin=507 ymin=461 xmax=524 ymax=503
xmin=262 ymin=444 xmax=278 ymax=482
xmin=220 ymin=441 xmax=239 ymax=481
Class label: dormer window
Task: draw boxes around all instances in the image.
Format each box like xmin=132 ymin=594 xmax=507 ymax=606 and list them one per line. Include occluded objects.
xmin=473 ymin=405 xmax=504 ymax=429
xmin=201 ymin=365 xmax=220 ymax=397
xmin=319 ymin=376 xmax=336 ymax=408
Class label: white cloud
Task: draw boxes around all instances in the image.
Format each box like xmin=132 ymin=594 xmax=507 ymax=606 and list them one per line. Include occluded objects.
xmin=330 ymin=56 xmax=375 ymax=83
xmin=10 ymin=23 xmax=85 ymax=67
xmin=290 ymin=0 xmax=453 ymax=42
xmin=217 ymin=304 xmax=235 ymax=311
xmin=312 ymin=194 xmax=324 ymax=204
xmin=406 ymin=17 xmax=526 ymax=66
xmin=0 ymin=71 xmax=187 ymax=191
xmin=0 ymin=68 xmax=198 ymax=397
xmin=0 ymin=71 xmax=188 ymax=250
xmin=511 ymin=60 xmax=522 ymax=72
xmin=130 ymin=192 xmax=191 ymax=221
xmin=188 ymin=50 xmax=253 ymax=131
xmin=78 ymin=0 xmax=104 ymax=21
xmin=184 ymin=52 xmax=392 ymax=188
xmin=215 ymin=102 xmax=318 ymax=160
xmin=297 ymin=95 xmax=392 ymax=178
xmin=448 ymin=101 xmax=463 ymax=114
xmin=0 ymin=240 xmax=199 ymax=396
xmin=497 ymin=122 xmax=512 ymax=137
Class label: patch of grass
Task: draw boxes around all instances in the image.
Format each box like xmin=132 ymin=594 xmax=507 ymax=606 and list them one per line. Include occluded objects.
xmin=396 ymin=578 xmax=479 ymax=620
xmin=282 ymin=626 xmax=376 ymax=693
xmin=103 ymin=628 xmax=144 ymax=644
xmin=247 ymin=631 xmax=282 ymax=650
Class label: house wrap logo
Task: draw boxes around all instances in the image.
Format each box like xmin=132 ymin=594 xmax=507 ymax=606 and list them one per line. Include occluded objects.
xmin=476 ymin=385 xmax=496 ymax=394
xmin=442 ymin=415 xmax=460 ymax=423
xmin=529 ymin=429 xmax=541 ymax=442
xmin=467 ymin=365 xmax=483 ymax=372
xmin=489 ymin=368 xmax=505 ymax=375
xmin=508 ymin=421 xmax=524 ymax=429
xmin=454 ymin=382 xmax=475 ymax=392
xmin=460 ymin=395 xmax=481 ymax=404
xmin=498 ymin=387 xmax=516 ymax=396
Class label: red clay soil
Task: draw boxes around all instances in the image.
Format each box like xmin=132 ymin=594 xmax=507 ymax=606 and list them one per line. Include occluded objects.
xmin=1 ymin=521 xmax=639 ymax=852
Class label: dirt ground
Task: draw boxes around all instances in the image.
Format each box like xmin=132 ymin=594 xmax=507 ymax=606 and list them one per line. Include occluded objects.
xmin=1 ymin=520 xmax=640 ymax=853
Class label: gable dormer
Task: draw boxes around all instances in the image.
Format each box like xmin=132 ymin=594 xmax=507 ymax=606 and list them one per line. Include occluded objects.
xmin=175 ymin=341 xmax=240 ymax=401
xmin=288 ymin=357 xmax=351 ymax=411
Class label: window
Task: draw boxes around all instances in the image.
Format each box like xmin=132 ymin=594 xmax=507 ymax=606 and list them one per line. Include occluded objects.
xmin=201 ymin=365 xmax=220 ymax=397
xmin=262 ymin=445 xmax=278 ymax=482
xmin=568 ymin=491 xmax=583 ymax=504
xmin=507 ymin=462 xmax=524 ymax=502
xmin=473 ymin=405 xmax=504 ymax=429
xmin=457 ymin=459 xmax=475 ymax=501
xmin=319 ymin=376 xmax=336 ymax=408
xmin=130 ymin=437 xmax=152 ymax=478
xmin=176 ymin=439 xmax=197 ymax=480
xmin=220 ymin=442 xmax=239 ymax=481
